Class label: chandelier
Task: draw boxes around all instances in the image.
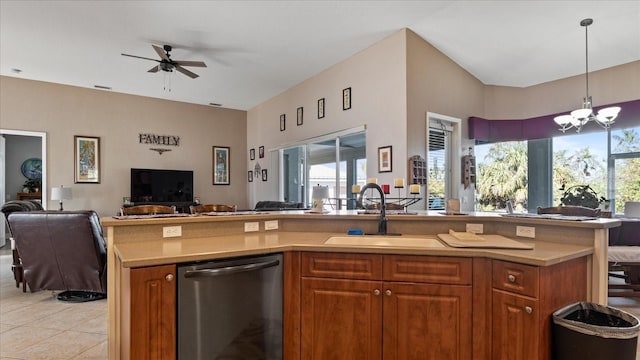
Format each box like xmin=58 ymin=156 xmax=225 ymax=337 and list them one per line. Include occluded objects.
xmin=554 ymin=18 xmax=621 ymax=133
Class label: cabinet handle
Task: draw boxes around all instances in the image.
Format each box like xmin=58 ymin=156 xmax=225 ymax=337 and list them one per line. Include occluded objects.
xmin=507 ymin=274 xmax=516 ymax=283
xmin=165 ymin=274 xmax=174 ymax=282
xmin=373 ymin=289 xmax=381 ymax=296
xmin=385 ymin=289 xmax=392 ymax=296
xmin=525 ymin=306 xmax=533 ymax=314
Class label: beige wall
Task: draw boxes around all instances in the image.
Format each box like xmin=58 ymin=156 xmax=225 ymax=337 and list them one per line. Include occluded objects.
xmin=405 ymin=29 xmax=485 ymax=210
xmin=246 ymin=28 xmax=489 ymax=210
xmin=247 ymin=30 xmax=408 ymax=207
xmin=0 ymin=76 xmax=248 ymax=216
xmin=484 ymin=60 xmax=640 ymax=119
xmin=406 ymin=29 xmax=485 ymax=144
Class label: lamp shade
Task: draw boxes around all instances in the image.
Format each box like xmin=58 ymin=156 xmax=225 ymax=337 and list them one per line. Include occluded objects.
xmin=311 ymin=185 xmax=329 ymax=213
xmin=553 ymin=115 xmax=573 ymax=126
xmin=51 ymin=186 xmax=72 ymax=201
xmin=597 ymin=106 xmax=621 ymax=124
xmin=311 ymin=186 xmax=329 ymax=199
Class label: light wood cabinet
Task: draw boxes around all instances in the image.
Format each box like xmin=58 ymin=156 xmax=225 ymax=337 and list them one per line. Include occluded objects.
xmin=300 ymin=252 xmax=472 ymax=360
xmin=17 ymin=191 xmax=41 ymax=201
xmin=489 ymin=258 xmax=587 ymax=360
xmin=114 ymin=252 xmax=587 ymax=360
xmin=408 ymin=155 xmax=427 ymax=185
xmin=462 ymin=155 xmax=476 ymax=189
xmin=383 ymin=282 xmax=471 ymax=360
xmin=301 ymin=277 xmax=382 ymax=359
xmin=492 ymin=289 xmax=539 ymax=360
xmin=128 ymin=264 xmax=176 ymax=360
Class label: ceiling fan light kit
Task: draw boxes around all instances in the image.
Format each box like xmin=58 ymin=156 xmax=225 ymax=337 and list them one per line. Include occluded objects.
xmin=554 ymin=18 xmax=621 ymax=133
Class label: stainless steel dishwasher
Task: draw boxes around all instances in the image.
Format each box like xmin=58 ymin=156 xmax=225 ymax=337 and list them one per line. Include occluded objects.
xmin=177 ymin=253 xmax=283 ymax=360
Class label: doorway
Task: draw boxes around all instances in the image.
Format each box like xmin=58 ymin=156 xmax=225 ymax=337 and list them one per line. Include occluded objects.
xmin=0 ymin=129 xmax=47 ymax=246
xmin=426 ymin=112 xmax=461 ymax=210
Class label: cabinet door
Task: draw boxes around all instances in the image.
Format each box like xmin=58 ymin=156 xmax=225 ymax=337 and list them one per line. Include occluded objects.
xmin=492 ymin=289 xmax=538 ymax=360
xmin=383 ymin=282 xmax=472 ymax=360
xmin=130 ymin=264 xmax=176 ymax=360
xmin=301 ymin=277 xmax=382 ymax=360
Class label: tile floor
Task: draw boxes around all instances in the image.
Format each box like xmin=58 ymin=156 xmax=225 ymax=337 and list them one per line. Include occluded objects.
xmin=0 ymin=248 xmax=107 ymax=360
xmin=1 ymin=244 xmax=640 ymax=359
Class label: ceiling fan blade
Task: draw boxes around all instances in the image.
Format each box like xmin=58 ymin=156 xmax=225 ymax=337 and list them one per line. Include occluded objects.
xmin=147 ymin=65 xmax=160 ymax=73
xmin=173 ymin=60 xmax=207 ymax=68
xmin=122 ymin=53 xmax=160 ymax=62
xmin=175 ymin=65 xmax=199 ymax=79
xmin=152 ymin=45 xmax=170 ymax=61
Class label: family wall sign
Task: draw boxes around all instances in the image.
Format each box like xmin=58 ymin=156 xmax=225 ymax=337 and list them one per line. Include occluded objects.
xmin=139 ymin=133 xmax=180 ymax=155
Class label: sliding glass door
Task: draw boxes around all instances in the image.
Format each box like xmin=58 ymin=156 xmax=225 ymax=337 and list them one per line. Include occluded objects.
xmin=279 ymin=129 xmax=366 ymax=210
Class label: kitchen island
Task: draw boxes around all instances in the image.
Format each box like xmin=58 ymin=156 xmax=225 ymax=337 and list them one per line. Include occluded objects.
xmin=103 ymin=211 xmax=619 ymax=360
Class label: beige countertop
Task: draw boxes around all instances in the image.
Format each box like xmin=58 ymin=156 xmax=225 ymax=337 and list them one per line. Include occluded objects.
xmin=102 ymin=210 xmax=621 ymax=229
xmin=114 ymin=231 xmax=593 ymax=268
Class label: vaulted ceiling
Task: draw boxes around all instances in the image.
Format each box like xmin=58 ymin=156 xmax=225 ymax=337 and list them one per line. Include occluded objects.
xmin=1 ymin=1 xmax=638 ymax=110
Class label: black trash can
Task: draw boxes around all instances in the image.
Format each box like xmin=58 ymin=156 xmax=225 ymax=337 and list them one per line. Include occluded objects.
xmin=552 ymin=302 xmax=640 ymax=360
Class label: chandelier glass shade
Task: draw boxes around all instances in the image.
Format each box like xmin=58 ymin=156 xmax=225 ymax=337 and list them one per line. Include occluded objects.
xmin=554 ymin=18 xmax=621 ymax=133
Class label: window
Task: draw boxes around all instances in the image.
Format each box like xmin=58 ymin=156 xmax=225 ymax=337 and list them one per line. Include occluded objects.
xmin=610 ymin=126 xmax=640 ymax=214
xmin=427 ymin=127 xmax=450 ymax=210
xmin=278 ymin=129 xmax=366 ymax=210
xmin=475 ymin=125 xmax=640 ymax=216
xmin=475 ymin=141 xmax=528 ymax=212
xmin=553 ymin=132 xmax=607 ymax=205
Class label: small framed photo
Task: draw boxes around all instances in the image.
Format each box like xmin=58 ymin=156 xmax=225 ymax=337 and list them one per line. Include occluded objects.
xmin=262 ymin=169 xmax=268 ymax=181
xmin=343 ymin=87 xmax=351 ymax=110
xmin=74 ymin=135 xmax=100 ymax=183
xmin=378 ymin=145 xmax=392 ymax=173
xmin=249 ymin=148 xmax=255 ymax=160
xmin=248 ymin=170 xmax=253 ymax=182
xmin=280 ymin=114 xmax=286 ymax=131
xmin=318 ymin=98 xmax=325 ymax=119
xmin=259 ymin=146 xmax=265 ymax=158
xmin=297 ymin=107 xmax=303 ymax=126
xmin=213 ymin=146 xmax=230 ymax=185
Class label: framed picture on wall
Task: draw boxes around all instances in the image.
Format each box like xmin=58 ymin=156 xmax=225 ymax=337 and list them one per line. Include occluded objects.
xmin=259 ymin=146 xmax=265 ymax=158
xmin=262 ymin=169 xmax=268 ymax=181
xmin=74 ymin=135 xmax=101 ymax=183
xmin=250 ymin=148 xmax=255 ymax=160
xmin=280 ymin=114 xmax=286 ymax=131
xmin=318 ymin=98 xmax=325 ymax=119
xmin=248 ymin=170 xmax=253 ymax=182
xmin=213 ymin=146 xmax=230 ymax=185
xmin=297 ymin=107 xmax=303 ymax=126
xmin=342 ymin=87 xmax=351 ymax=110
xmin=378 ymin=145 xmax=392 ymax=173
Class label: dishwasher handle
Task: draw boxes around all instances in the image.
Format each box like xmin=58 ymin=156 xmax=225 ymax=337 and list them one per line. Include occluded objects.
xmin=183 ymin=259 xmax=280 ymax=278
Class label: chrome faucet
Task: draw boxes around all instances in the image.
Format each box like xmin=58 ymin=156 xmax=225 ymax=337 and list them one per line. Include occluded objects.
xmin=359 ymin=183 xmax=387 ymax=235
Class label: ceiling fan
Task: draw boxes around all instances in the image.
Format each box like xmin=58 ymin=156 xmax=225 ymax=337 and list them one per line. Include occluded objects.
xmin=121 ymin=44 xmax=206 ymax=79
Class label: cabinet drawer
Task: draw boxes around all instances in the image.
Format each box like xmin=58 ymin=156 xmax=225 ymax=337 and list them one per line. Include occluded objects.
xmin=492 ymin=260 xmax=539 ymax=298
xmin=383 ymin=255 xmax=472 ymax=285
xmin=301 ymin=252 xmax=382 ymax=280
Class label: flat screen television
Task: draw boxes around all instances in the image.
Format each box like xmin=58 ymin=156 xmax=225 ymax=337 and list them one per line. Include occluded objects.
xmin=130 ymin=168 xmax=193 ymax=203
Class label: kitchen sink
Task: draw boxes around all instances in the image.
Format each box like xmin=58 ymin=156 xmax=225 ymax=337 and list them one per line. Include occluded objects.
xmin=324 ymin=236 xmax=446 ymax=248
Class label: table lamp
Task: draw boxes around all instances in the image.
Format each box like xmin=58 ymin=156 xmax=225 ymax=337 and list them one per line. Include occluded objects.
xmin=311 ymin=185 xmax=329 ymax=213
xmin=51 ymin=185 xmax=72 ymax=211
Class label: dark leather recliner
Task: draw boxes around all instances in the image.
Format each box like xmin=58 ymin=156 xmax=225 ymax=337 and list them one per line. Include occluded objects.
xmin=1 ymin=200 xmax=44 ymax=291
xmin=7 ymin=210 xmax=107 ymax=301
